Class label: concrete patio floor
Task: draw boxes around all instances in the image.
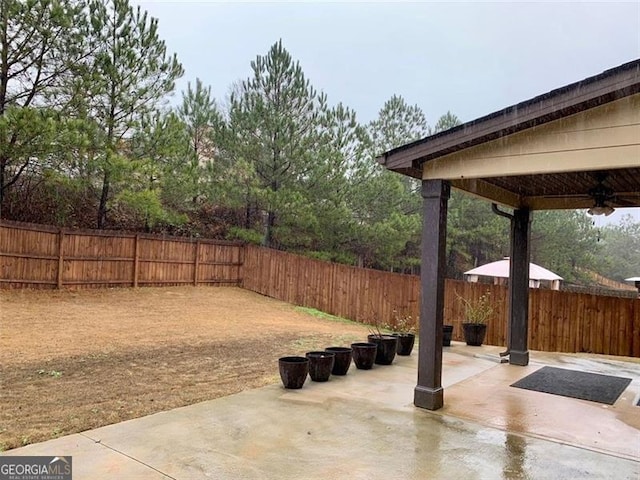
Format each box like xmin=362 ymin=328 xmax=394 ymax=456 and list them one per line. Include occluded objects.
xmin=4 ymin=344 xmax=640 ymax=479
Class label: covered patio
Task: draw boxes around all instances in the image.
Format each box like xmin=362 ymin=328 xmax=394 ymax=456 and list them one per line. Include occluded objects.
xmin=378 ymin=59 xmax=640 ymax=410
xmin=5 ymin=345 xmax=640 ymax=478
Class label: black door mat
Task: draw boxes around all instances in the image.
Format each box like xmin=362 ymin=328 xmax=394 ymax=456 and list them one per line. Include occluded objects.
xmin=511 ymin=366 xmax=632 ymax=405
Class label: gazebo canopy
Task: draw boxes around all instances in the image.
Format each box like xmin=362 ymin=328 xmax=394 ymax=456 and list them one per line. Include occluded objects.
xmin=464 ymin=259 xmax=562 ymax=281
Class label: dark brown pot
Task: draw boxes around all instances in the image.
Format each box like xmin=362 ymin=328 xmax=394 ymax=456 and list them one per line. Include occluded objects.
xmin=278 ymin=356 xmax=309 ymax=389
xmin=443 ymin=325 xmax=454 ymax=347
xmin=351 ymin=342 xmax=377 ymax=370
xmin=306 ymin=351 xmax=335 ymax=382
xmin=325 ymin=347 xmax=352 ymax=375
xmin=367 ymin=334 xmax=398 ymax=365
xmin=392 ymin=333 xmax=415 ymax=356
xmin=462 ymin=323 xmax=487 ymax=346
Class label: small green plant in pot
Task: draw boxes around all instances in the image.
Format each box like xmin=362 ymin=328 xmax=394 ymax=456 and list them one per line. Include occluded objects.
xmin=457 ymin=290 xmax=494 ymax=346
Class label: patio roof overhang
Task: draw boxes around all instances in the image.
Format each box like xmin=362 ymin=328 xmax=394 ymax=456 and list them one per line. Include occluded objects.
xmin=378 ymin=59 xmax=640 ymax=411
xmin=377 ymin=59 xmax=640 ymax=211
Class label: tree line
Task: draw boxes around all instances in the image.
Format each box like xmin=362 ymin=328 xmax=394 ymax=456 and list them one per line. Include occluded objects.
xmin=2 ymin=0 xmax=638 ymax=283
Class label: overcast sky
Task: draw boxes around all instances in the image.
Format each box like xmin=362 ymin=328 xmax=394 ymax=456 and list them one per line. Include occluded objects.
xmin=136 ymin=1 xmax=640 ymax=224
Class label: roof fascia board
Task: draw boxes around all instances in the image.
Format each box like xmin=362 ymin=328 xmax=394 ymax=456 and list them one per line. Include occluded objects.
xmin=422 ymin=145 xmax=640 ymax=181
xmin=378 ymin=61 xmax=640 ymax=173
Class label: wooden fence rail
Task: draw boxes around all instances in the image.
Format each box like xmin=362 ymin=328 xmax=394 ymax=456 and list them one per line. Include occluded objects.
xmin=243 ymin=245 xmax=640 ymax=358
xmin=2 ymin=222 xmax=638 ymax=358
xmin=0 ymin=220 xmax=243 ymax=289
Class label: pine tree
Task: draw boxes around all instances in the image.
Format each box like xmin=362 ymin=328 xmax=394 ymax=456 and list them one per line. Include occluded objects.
xmin=346 ymin=95 xmax=431 ymax=269
xmin=227 ymin=40 xmax=324 ymax=247
xmin=178 ymin=79 xmax=220 ymax=165
xmin=74 ymin=0 xmax=183 ymax=228
xmin=0 ymin=0 xmax=88 ymax=218
xmin=177 ymin=78 xmax=222 ymax=205
xmin=599 ymin=216 xmax=640 ymax=281
xmin=433 ymin=111 xmax=461 ymax=133
xmin=368 ymin=94 xmax=430 ymax=154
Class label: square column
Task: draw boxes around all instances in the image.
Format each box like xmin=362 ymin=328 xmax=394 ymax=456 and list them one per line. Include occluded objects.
xmin=508 ymin=208 xmax=531 ymax=366
xmin=414 ymin=179 xmax=450 ymax=410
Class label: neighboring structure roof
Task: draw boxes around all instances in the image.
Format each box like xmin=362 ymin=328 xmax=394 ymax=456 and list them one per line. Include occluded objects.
xmin=625 ymin=277 xmax=640 ymax=282
xmin=464 ymin=259 xmax=563 ymax=281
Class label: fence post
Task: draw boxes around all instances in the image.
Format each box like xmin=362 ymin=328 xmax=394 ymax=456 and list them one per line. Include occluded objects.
xmin=133 ymin=234 xmax=140 ymax=287
xmin=238 ymin=244 xmax=246 ymax=286
xmin=193 ymin=240 xmax=201 ymax=286
xmin=56 ymin=228 xmax=65 ymax=289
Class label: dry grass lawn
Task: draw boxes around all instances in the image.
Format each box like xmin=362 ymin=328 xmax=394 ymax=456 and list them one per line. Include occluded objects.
xmin=0 ymin=286 xmax=370 ymax=451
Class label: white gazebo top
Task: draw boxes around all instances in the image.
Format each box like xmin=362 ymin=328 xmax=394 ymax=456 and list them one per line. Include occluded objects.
xmin=464 ymin=258 xmax=563 ymax=281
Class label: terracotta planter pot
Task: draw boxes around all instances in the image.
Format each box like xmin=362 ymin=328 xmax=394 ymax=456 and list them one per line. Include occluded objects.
xmin=392 ymin=333 xmax=415 ymax=356
xmin=306 ymin=351 xmax=335 ymax=382
xmin=278 ymin=356 xmax=309 ymax=389
xmin=351 ymin=342 xmax=377 ymax=370
xmin=367 ymin=334 xmax=399 ymax=365
xmin=462 ymin=323 xmax=487 ymax=346
xmin=325 ymin=346 xmax=352 ymax=375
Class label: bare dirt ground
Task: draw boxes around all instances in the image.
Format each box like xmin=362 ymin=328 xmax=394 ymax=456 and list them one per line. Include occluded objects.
xmin=0 ymin=286 xmax=370 ymax=451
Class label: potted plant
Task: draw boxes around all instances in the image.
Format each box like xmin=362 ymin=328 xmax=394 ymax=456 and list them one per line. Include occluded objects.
xmin=457 ymin=290 xmax=494 ymax=346
xmin=442 ymin=324 xmax=454 ymax=347
xmin=388 ymin=308 xmax=416 ymax=356
xmin=367 ymin=323 xmax=398 ymax=365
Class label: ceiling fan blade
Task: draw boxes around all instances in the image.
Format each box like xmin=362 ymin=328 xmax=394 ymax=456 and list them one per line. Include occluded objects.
xmin=612 ymin=196 xmax=640 ymax=207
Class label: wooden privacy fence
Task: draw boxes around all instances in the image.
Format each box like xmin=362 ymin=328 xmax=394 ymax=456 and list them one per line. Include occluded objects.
xmin=0 ymin=220 xmax=243 ymax=288
xmin=243 ymin=244 xmax=420 ymax=325
xmin=2 ymin=222 xmax=639 ymax=358
xmin=243 ymin=245 xmax=640 ymax=358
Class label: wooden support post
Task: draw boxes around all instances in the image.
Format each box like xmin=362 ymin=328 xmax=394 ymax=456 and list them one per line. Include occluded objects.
xmin=193 ymin=240 xmax=201 ymax=286
xmin=133 ymin=234 xmax=140 ymax=288
xmin=57 ymin=229 xmax=65 ymax=289
xmin=508 ymin=208 xmax=531 ymax=366
xmin=414 ymin=179 xmax=450 ymax=411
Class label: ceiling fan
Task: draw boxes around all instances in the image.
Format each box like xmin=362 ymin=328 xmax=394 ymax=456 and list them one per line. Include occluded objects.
xmin=582 ymin=172 xmax=640 ymax=216
xmin=587 ymin=174 xmax=616 ymax=216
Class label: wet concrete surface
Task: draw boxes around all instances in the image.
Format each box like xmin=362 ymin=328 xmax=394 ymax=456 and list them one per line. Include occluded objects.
xmin=4 ymin=344 xmax=640 ymax=479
